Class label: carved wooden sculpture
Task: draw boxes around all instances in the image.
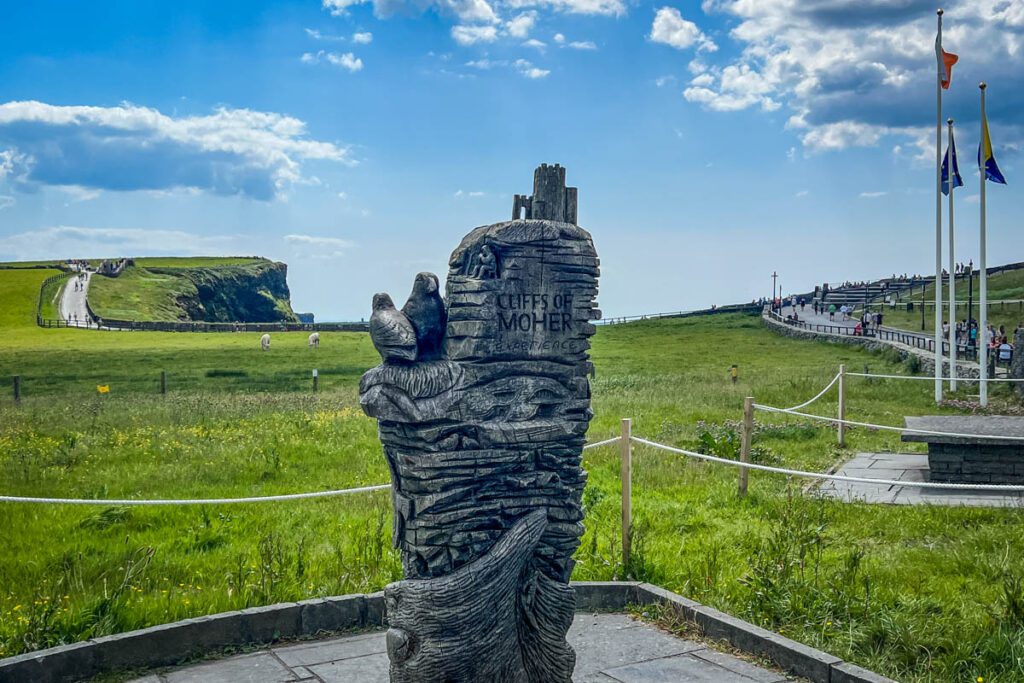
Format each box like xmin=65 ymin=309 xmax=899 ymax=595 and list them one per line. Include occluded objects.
xmin=361 ymin=165 xmax=599 ymax=682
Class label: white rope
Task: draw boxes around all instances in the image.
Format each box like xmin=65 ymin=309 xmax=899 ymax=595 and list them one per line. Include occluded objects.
xmin=1 ymin=438 xmax=621 ymax=506
xmin=753 ymin=404 xmax=1024 ymax=441
xmin=583 ymin=437 xmax=621 ymax=450
xmin=845 ymin=372 xmax=939 ymax=381
xmin=629 ymin=436 xmax=1024 ymax=492
xmin=847 ymin=371 xmax=1024 ymax=383
xmin=781 ymin=372 xmax=841 ymax=411
xmin=0 ymin=484 xmax=392 ymax=506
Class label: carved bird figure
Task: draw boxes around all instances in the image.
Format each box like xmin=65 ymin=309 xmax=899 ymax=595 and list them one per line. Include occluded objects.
xmin=402 ymin=272 xmax=447 ymax=361
xmin=371 ymin=293 xmax=417 ymax=363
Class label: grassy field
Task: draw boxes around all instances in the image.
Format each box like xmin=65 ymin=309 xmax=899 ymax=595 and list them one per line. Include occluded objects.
xmin=881 ymin=267 xmax=1024 ymax=335
xmin=1 ymin=270 xmax=1024 ymax=680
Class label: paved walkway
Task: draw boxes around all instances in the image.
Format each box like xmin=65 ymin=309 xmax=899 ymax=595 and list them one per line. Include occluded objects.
xmin=127 ymin=613 xmax=795 ymax=682
xmin=59 ymin=271 xmax=95 ymax=328
xmin=816 ymin=452 xmax=1024 ymax=507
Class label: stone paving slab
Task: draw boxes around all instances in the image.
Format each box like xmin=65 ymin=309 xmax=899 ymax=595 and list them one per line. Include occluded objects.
xmin=816 ymin=452 xmax=1024 ymax=507
xmin=129 ymin=613 xmax=797 ymax=683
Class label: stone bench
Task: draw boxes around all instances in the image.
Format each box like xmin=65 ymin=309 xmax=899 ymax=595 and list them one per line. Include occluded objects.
xmin=902 ymin=416 xmax=1024 ymax=484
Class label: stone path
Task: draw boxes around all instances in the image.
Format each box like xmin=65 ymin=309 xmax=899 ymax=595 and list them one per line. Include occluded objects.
xmin=128 ymin=613 xmax=796 ymax=683
xmin=816 ymin=452 xmax=1024 ymax=507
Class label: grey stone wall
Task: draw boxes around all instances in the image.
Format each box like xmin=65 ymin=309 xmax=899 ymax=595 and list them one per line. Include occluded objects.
xmin=762 ymin=315 xmax=980 ymax=380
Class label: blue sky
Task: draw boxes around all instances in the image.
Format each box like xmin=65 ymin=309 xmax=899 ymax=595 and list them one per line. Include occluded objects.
xmin=2 ymin=0 xmax=1023 ymax=320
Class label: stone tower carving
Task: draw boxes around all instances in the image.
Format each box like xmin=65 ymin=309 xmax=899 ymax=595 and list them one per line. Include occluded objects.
xmin=361 ymin=164 xmax=599 ymax=681
xmin=512 ymin=162 xmax=579 ymax=225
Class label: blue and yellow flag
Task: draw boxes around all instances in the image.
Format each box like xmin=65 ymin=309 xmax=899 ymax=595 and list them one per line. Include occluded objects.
xmin=979 ymin=111 xmax=1007 ymax=185
xmin=941 ymin=129 xmax=964 ymax=196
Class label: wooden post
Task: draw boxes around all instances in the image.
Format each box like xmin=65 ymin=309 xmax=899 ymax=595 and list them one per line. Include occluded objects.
xmin=739 ymin=397 xmax=753 ymax=498
xmin=160 ymin=371 xmax=167 ymax=395
xmin=837 ymin=364 xmax=847 ymax=447
xmin=13 ymin=376 xmax=21 ymax=403
xmin=620 ymin=418 xmax=632 ymax=573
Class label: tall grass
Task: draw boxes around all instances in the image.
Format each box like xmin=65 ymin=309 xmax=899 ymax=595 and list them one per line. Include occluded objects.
xmin=0 ymin=313 xmax=1022 ymax=680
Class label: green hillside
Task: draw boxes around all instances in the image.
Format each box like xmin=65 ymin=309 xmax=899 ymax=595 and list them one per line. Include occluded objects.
xmin=87 ymin=258 xmax=297 ymax=323
xmin=881 ymin=266 xmax=1024 ymax=333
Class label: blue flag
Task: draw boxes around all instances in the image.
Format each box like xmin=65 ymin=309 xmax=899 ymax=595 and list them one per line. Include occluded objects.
xmin=979 ymin=109 xmax=1007 ymax=184
xmin=941 ymin=129 xmax=964 ymax=196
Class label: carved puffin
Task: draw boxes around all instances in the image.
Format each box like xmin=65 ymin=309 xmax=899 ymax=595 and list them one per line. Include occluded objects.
xmin=370 ymin=293 xmax=418 ymax=363
xmin=402 ymin=272 xmax=447 ymax=361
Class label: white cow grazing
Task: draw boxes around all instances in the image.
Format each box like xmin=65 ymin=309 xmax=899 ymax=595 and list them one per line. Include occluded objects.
xmin=308 ymin=332 xmax=320 ymax=348
xmin=260 ymin=333 xmax=271 ymax=351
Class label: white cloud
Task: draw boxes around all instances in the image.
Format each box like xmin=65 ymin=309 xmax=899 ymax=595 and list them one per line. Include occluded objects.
xmin=328 ymin=52 xmax=364 ymax=71
xmin=506 ymin=0 xmax=624 ymax=16
xmin=0 ymin=101 xmax=351 ymax=201
xmin=466 ymin=58 xmax=507 ymax=69
xmin=352 ymin=31 xmax=373 ymax=44
xmin=0 ymin=195 xmax=13 ymax=209
xmin=451 ymin=25 xmax=499 ymax=45
xmin=515 ymin=59 xmax=550 ymax=78
xmin=305 ymin=28 xmax=346 ymax=41
xmin=284 ymin=233 xmax=354 ymax=259
xmin=303 ymin=50 xmax=364 ymax=71
xmin=506 ymin=12 xmax=536 ymax=38
xmin=454 ymin=189 xmax=486 ymax=197
xmin=523 ymin=38 xmax=547 ymax=50
xmin=284 ymin=234 xmax=353 ymax=248
xmin=649 ymin=7 xmax=717 ymax=52
xmin=687 ymin=0 xmax=1024 ymax=152
xmin=567 ymin=40 xmax=596 ymax=50
xmin=340 ymin=0 xmax=499 ymax=23
xmin=859 ymin=191 xmax=887 ymax=198
xmin=683 ymin=63 xmax=778 ymax=112
xmin=795 ymin=189 xmax=809 ymax=197
xmin=0 ymin=226 xmax=246 ymax=261
xmin=655 ymin=75 xmax=677 ymax=88
xmin=553 ymin=32 xmax=565 ymax=43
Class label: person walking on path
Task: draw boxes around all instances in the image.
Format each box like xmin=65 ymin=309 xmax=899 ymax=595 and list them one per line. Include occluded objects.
xmin=828 ymin=303 xmax=836 ymax=321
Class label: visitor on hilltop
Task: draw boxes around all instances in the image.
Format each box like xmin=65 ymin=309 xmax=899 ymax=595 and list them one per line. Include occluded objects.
xmin=828 ymin=303 xmax=836 ymax=321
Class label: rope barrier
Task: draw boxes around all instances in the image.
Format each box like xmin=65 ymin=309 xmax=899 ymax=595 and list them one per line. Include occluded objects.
xmin=753 ymin=404 xmax=1024 ymax=441
xmin=781 ymin=372 xmax=841 ymax=411
xmin=847 ymin=371 xmax=1024 ymax=383
xmin=0 ymin=438 xmax=622 ymax=505
xmin=629 ymin=436 xmax=1024 ymax=492
xmin=0 ymin=484 xmax=392 ymax=506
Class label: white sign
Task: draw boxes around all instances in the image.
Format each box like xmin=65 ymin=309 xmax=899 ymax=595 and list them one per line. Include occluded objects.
xmin=312 ymin=369 xmax=318 ymax=378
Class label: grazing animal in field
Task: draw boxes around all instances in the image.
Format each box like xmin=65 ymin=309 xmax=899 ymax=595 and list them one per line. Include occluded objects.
xmin=370 ymin=293 xmax=417 ymax=363
xmin=260 ymin=333 xmax=271 ymax=351
xmin=308 ymin=332 xmax=320 ymax=348
xmin=402 ymin=272 xmax=447 ymax=361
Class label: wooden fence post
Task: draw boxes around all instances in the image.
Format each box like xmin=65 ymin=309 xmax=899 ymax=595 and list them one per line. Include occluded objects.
xmin=739 ymin=397 xmax=753 ymax=498
xmin=160 ymin=371 xmax=167 ymax=395
xmin=837 ymin=364 xmax=846 ymax=447
xmin=13 ymin=376 xmax=21 ymax=403
xmin=620 ymin=417 xmax=632 ymax=573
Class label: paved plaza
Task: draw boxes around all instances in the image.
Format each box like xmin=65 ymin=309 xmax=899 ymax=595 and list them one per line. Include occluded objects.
xmin=128 ymin=613 xmax=796 ymax=683
xmin=816 ymin=452 xmax=1024 ymax=507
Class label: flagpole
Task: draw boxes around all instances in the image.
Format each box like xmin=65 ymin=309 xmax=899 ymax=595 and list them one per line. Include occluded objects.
xmin=934 ymin=8 xmax=944 ymax=403
xmin=947 ymin=118 xmax=957 ymax=391
xmin=979 ymin=82 xmax=989 ymax=406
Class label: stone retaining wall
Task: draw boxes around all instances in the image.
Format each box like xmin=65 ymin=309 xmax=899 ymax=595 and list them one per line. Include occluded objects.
xmin=762 ymin=314 xmax=980 ymax=380
xmin=0 ymin=582 xmax=895 ymax=683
